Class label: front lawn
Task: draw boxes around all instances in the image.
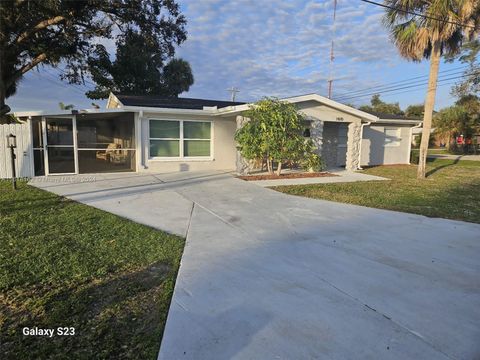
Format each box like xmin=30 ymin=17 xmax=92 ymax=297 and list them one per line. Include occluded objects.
xmin=0 ymin=181 xmax=185 ymax=359
xmin=272 ymin=159 xmax=480 ymax=224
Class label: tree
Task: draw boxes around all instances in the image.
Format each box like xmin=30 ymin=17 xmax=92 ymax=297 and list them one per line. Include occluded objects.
xmin=58 ymin=102 xmax=74 ymax=110
xmin=0 ymin=0 xmax=187 ymax=121
xmin=235 ymin=98 xmax=321 ymax=176
xmin=405 ymin=104 xmax=424 ymax=118
xmin=383 ymin=0 xmax=479 ymax=178
xmin=359 ymin=94 xmax=404 ymax=115
xmin=86 ymin=30 xmax=193 ymax=99
xmin=446 ymin=40 xmax=480 ymax=96
xmin=434 ymin=95 xmax=480 ymax=151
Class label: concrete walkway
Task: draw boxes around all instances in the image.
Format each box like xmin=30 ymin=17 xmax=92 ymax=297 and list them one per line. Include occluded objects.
xmin=30 ymin=172 xmax=480 ymax=360
xmin=428 ymin=153 xmax=480 ymax=161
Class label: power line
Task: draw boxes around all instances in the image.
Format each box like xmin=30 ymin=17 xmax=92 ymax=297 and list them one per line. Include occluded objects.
xmin=334 ymin=70 xmax=471 ymax=102
xmin=357 ymin=79 xmax=460 ymax=100
xmin=34 ymin=70 xmax=89 ymax=97
xmin=360 ymin=0 xmax=476 ymax=29
xmin=334 ymin=70 xmax=480 ymax=101
xmin=333 ymin=66 xmax=469 ymax=100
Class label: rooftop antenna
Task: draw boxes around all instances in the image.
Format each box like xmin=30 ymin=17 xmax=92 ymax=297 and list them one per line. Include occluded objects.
xmin=227 ymin=87 xmax=240 ymax=102
xmin=327 ymin=0 xmax=337 ymax=99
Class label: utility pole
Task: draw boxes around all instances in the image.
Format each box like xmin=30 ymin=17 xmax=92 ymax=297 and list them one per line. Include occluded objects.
xmin=227 ymin=87 xmax=240 ymax=102
xmin=328 ymin=0 xmax=337 ymax=99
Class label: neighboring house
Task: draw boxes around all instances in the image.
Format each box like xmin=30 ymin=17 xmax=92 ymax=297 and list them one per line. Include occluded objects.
xmin=1 ymin=93 xmax=421 ymax=178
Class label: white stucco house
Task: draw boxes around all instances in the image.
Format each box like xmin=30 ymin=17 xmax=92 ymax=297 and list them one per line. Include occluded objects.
xmin=1 ymin=93 xmax=421 ymax=178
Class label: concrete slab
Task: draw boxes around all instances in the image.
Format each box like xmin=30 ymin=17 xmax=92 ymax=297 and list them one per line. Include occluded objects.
xmin=29 ymin=171 xmax=480 ymax=359
xmin=246 ymin=170 xmax=388 ymax=187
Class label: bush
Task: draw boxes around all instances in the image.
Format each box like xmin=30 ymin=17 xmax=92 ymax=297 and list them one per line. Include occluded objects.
xmin=301 ymin=153 xmax=325 ymax=172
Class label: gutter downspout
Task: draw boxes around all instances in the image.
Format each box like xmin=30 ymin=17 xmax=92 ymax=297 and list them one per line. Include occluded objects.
xmin=408 ymin=122 xmax=422 ymax=164
xmin=357 ymin=121 xmax=372 ymax=170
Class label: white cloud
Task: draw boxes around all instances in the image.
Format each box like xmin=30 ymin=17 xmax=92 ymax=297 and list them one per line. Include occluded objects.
xmin=176 ymin=0 xmax=402 ymax=102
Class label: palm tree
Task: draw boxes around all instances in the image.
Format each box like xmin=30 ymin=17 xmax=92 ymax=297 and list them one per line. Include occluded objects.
xmin=383 ymin=0 xmax=479 ymax=178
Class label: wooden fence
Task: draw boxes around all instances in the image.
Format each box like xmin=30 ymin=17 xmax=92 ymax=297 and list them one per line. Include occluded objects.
xmin=0 ymin=123 xmax=33 ymax=179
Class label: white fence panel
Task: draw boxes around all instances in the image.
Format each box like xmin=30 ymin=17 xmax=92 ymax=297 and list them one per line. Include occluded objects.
xmin=0 ymin=122 xmax=33 ymax=179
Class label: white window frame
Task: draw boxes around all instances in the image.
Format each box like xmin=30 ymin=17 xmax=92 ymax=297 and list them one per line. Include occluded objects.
xmin=148 ymin=118 xmax=214 ymax=161
xmin=384 ymin=127 xmax=401 ymax=147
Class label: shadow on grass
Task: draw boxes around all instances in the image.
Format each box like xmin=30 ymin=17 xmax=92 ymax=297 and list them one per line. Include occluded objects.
xmin=1 ymin=261 xmax=175 ymax=360
xmin=425 ymin=157 xmax=461 ymax=177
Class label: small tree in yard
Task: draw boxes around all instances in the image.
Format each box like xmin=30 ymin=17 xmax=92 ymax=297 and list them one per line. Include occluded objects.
xmin=235 ymin=98 xmax=322 ymax=176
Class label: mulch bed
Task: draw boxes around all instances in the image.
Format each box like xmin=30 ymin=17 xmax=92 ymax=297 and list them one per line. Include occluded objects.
xmin=238 ymin=172 xmax=337 ymax=181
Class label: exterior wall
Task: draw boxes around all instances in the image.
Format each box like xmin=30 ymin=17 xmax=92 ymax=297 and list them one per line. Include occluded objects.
xmin=140 ymin=112 xmax=237 ymax=173
xmin=361 ymin=124 xmax=412 ymax=166
xmin=297 ymin=101 xmax=363 ymax=123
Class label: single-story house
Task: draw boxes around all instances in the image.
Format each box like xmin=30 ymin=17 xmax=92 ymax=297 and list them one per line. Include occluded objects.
xmin=1 ymin=93 xmax=422 ymax=178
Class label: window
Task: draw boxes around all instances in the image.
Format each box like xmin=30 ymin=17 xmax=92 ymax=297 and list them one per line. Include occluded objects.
xmin=149 ymin=119 xmax=212 ymax=159
xmin=384 ymin=128 xmax=401 ymax=147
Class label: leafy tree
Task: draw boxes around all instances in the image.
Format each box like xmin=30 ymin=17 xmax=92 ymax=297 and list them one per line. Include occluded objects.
xmin=446 ymin=40 xmax=480 ymax=96
xmin=405 ymin=104 xmax=424 ymax=118
xmin=383 ymin=0 xmax=479 ymax=178
xmin=59 ymin=102 xmax=74 ymax=110
xmin=0 ymin=0 xmax=187 ymax=121
xmin=235 ymin=98 xmax=321 ymax=175
xmin=359 ymin=94 xmax=404 ymax=115
xmin=86 ymin=30 xmax=193 ymax=99
xmin=434 ymin=95 xmax=480 ymax=151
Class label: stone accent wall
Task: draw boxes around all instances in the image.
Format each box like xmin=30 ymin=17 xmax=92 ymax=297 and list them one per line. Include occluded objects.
xmin=310 ymin=120 xmax=324 ymax=156
xmin=346 ymin=121 xmax=362 ymax=171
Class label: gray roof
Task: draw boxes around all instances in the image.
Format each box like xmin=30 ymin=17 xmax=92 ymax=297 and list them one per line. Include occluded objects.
xmin=362 ymin=110 xmax=422 ymax=121
xmin=115 ymin=94 xmax=245 ymax=110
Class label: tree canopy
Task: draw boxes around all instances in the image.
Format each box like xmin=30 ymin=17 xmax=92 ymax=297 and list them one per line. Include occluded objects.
xmin=359 ymin=94 xmax=404 ymax=115
xmin=405 ymin=104 xmax=424 ymax=118
xmin=235 ymin=98 xmax=322 ymax=175
xmin=86 ymin=29 xmax=193 ymax=99
xmin=447 ymin=40 xmax=480 ymax=97
xmin=0 ymin=0 xmax=187 ymax=118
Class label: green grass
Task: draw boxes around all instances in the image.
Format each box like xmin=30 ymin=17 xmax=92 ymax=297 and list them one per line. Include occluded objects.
xmin=272 ymin=158 xmax=480 ymax=224
xmin=0 ymin=181 xmax=185 ymax=359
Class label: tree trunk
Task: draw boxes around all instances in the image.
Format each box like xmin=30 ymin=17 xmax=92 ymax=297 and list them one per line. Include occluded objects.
xmin=0 ymin=41 xmax=11 ymax=121
xmin=266 ymin=157 xmax=273 ymax=174
xmin=276 ymin=161 xmax=282 ymax=176
xmin=417 ymin=40 xmax=441 ymax=179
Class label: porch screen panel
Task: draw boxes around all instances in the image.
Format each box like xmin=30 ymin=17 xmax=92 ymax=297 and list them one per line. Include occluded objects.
xmin=76 ymin=112 xmax=136 ymax=173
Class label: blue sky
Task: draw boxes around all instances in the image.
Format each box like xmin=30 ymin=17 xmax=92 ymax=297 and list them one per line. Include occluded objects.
xmin=9 ymin=0 xmax=465 ymax=112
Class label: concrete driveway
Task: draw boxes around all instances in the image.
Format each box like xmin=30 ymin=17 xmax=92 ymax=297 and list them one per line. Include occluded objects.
xmin=31 ymin=171 xmax=480 ymax=360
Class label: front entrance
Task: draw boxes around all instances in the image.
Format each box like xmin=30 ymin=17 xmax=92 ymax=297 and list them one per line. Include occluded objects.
xmin=322 ymin=122 xmax=348 ymax=168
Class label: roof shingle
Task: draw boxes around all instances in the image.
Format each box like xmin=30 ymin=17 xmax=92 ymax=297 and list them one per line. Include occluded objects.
xmin=115 ymin=94 xmax=245 ymax=110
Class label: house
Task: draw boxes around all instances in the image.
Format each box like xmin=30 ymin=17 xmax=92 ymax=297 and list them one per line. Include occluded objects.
xmin=1 ymin=93 xmax=421 ymax=178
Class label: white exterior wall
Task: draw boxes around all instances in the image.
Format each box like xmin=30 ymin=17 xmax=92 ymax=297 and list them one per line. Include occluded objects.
xmin=0 ymin=122 xmax=33 ymax=178
xmin=140 ymin=112 xmax=237 ymax=173
xmin=296 ymin=101 xmax=363 ymax=123
xmin=361 ymin=124 xmax=412 ymax=166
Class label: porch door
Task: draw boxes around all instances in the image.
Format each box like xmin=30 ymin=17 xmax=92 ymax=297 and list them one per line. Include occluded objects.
xmin=45 ymin=117 xmax=77 ymax=174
